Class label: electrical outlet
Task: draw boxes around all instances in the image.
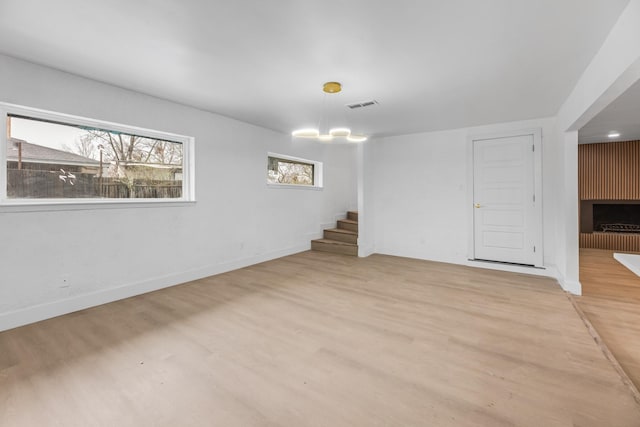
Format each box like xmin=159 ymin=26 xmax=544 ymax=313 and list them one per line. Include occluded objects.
xmin=60 ymin=274 xmax=70 ymax=289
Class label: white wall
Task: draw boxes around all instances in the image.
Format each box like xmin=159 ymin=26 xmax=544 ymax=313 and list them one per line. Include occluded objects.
xmin=347 ymin=1 xmax=640 ymax=294
xmin=367 ymin=1 xmax=640 ymax=292
xmin=372 ymin=128 xmax=468 ymax=263
xmin=369 ymin=117 xmax=561 ymax=278
xmin=0 ymin=54 xmax=358 ymax=331
xmin=558 ymin=0 xmax=640 ymax=133
xmin=3 ymin=1 xmax=637 ymax=328
xmin=554 ymin=0 xmax=640 ymax=293
xmin=357 ymin=140 xmax=375 ymax=256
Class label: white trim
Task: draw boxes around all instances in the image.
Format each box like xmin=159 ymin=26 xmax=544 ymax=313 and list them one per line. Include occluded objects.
xmin=373 ymin=249 xmax=562 ymax=286
xmin=0 ymin=200 xmax=195 ymax=213
xmin=467 ymin=128 xmax=544 ymax=267
xmin=321 ymin=221 xmax=335 ymax=231
xmin=466 ymin=137 xmax=475 ymax=259
xmin=562 ymin=131 xmax=581 ymax=295
xmin=0 ymin=112 xmax=7 ymax=201
xmin=561 ymin=279 xmax=582 ymax=296
xmin=614 ymin=252 xmax=640 ymax=277
xmin=465 ymin=258 xmax=556 ymax=279
xmin=5 ymin=157 xmax=99 ymax=168
xmin=3 ymin=102 xmax=189 ymax=143
xmin=267 ymin=151 xmax=323 ymax=189
xmin=469 ymin=258 xmax=579 ymax=294
xmin=533 ymin=128 xmax=543 ymax=267
xmin=358 ymin=244 xmax=375 ymax=258
xmin=266 ymin=183 xmax=323 ymax=191
xmin=0 ymin=101 xmax=195 ymax=209
xmin=0 ymin=242 xmax=311 ymax=332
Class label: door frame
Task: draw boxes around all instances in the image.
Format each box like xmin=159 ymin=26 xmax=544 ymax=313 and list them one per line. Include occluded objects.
xmin=466 ymin=128 xmax=544 ymax=267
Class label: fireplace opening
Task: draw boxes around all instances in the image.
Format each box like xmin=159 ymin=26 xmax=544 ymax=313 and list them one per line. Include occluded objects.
xmin=593 ymin=203 xmax=640 ymax=233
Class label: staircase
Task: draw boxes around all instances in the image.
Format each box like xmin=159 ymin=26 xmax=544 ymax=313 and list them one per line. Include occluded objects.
xmin=311 ymin=211 xmax=358 ymax=256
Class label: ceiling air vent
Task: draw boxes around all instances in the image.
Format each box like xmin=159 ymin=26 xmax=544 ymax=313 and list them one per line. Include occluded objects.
xmin=346 ymin=100 xmax=379 ymax=110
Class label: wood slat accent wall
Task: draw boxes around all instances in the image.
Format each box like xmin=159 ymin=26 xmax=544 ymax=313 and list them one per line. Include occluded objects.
xmin=579 ymin=140 xmax=640 ymax=200
xmin=580 ymin=233 xmax=640 ymax=252
xmin=579 ymin=140 xmax=640 ymax=250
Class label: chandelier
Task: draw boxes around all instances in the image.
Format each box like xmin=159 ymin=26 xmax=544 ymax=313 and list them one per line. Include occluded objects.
xmin=292 ymin=82 xmax=367 ymax=143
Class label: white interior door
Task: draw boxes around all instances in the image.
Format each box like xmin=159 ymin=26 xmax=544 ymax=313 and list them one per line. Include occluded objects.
xmin=472 ymin=133 xmax=538 ymax=265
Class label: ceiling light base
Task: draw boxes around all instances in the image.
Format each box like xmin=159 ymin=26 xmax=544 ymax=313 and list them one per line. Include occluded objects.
xmin=323 ymin=82 xmax=342 ymax=94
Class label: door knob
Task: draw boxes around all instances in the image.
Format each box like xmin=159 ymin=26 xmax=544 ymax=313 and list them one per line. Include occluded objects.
xmin=474 ymin=203 xmax=481 ymax=208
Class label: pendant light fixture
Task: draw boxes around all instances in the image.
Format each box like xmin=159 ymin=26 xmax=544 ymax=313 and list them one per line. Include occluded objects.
xmin=292 ymin=82 xmax=368 ymax=142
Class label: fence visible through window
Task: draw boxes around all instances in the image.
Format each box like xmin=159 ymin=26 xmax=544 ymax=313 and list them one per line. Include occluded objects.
xmin=6 ymin=115 xmax=184 ymax=200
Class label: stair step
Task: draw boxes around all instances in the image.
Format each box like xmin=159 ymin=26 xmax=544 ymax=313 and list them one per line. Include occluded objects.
xmin=311 ymin=209 xmax=359 ymax=256
xmin=337 ymin=219 xmax=358 ymax=233
xmin=326 ymin=227 xmax=357 ymax=235
xmin=324 ymin=228 xmax=358 ymax=244
xmin=311 ymin=239 xmax=358 ymax=256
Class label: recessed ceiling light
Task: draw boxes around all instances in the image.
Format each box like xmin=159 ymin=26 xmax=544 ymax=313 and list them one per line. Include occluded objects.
xmin=608 ymin=131 xmax=621 ymax=138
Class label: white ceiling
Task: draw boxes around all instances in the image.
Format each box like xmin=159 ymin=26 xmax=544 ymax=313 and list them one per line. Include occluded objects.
xmin=579 ymin=78 xmax=640 ymax=144
xmin=0 ymin=0 xmax=631 ymax=138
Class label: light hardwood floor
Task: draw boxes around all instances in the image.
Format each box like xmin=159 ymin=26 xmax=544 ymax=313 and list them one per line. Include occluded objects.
xmin=578 ymin=248 xmax=640 ymax=393
xmin=1 ymin=251 xmax=640 ymax=426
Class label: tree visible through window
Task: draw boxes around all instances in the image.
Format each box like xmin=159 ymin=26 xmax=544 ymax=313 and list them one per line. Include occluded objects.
xmin=267 ymin=156 xmax=314 ymax=186
xmin=6 ymin=115 xmax=184 ymax=199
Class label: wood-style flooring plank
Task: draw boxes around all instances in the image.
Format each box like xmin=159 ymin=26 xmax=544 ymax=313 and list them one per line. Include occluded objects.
xmin=578 ymin=248 xmax=640 ymax=394
xmin=1 ymin=251 xmax=639 ymax=426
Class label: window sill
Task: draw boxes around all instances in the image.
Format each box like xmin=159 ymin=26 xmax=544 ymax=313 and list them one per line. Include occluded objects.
xmin=0 ymin=199 xmax=196 ymax=213
xmin=266 ymin=183 xmax=323 ymax=191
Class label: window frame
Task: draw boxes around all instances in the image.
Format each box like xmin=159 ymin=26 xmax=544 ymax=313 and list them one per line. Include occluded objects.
xmin=0 ymin=102 xmax=195 ymax=211
xmin=266 ymin=152 xmax=323 ymax=190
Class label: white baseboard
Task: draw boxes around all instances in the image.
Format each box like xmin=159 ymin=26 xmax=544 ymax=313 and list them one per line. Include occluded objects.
xmin=320 ymin=222 xmax=335 ymax=231
xmin=320 ymin=211 xmax=348 ymax=232
xmin=358 ymin=244 xmax=375 ymax=257
xmin=334 ymin=212 xmax=347 ymax=222
xmin=561 ymin=279 xmax=582 ymax=296
xmin=375 ymin=248 xmax=571 ymax=292
xmin=465 ymin=260 xmax=582 ymax=294
xmin=305 ymin=231 xmax=322 ymax=241
xmin=552 ymin=269 xmax=582 ymax=295
xmin=0 ymin=243 xmax=310 ymax=332
xmin=463 ymin=258 xmax=555 ymax=278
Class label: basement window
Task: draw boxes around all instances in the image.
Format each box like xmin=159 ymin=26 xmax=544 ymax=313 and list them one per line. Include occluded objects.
xmin=267 ymin=153 xmax=322 ymax=188
xmin=1 ymin=103 xmax=194 ymax=209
